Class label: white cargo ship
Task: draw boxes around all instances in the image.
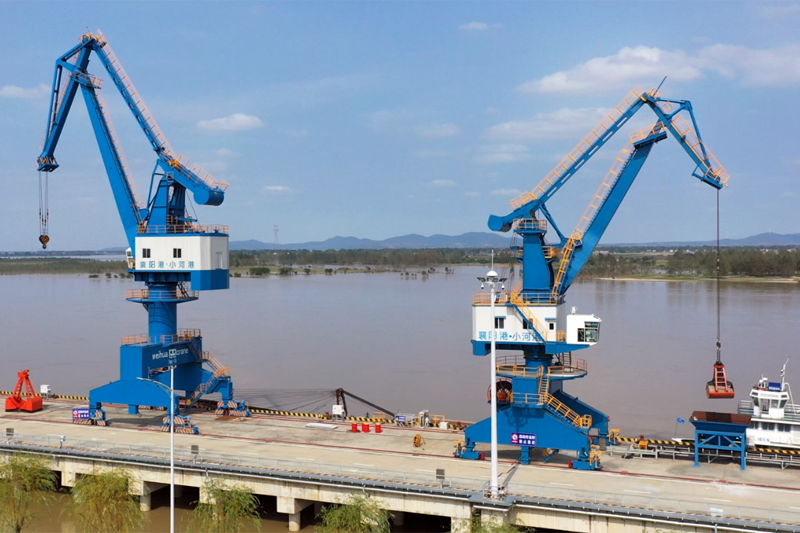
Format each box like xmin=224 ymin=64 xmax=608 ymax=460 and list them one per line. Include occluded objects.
xmin=738 ymin=362 xmax=800 ymax=449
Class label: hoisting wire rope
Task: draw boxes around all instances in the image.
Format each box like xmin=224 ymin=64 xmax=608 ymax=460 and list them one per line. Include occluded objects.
xmin=38 ymin=171 xmax=50 ymax=249
xmin=715 ymin=189 xmax=722 ymax=365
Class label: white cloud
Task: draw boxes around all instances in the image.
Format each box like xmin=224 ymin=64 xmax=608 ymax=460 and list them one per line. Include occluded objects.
xmin=262 ymin=185 xmax=290 ymax=192
xmin=761 ymin=4 xmax=800 ymax=17
xmin=459 ymin=21 xmax=503 ymax=31
xmin=486 ymin=107 xmax=499 ymax=115
xmin=0 ymin=83 xmax=49 ymax=100
xmin=516 ymin=46 xmax=701 ymax=94
xmin=465 ymin=191 xmax=481 ymax=197
xmin=197 ymin=113 xmax=264 ymax=131
xmin=491 ymin=188 xmax=521 ymax=196
xmin=696 ymin=44 xmax=800 ymax=87
xmin=215 ymin=148 xmax=240 ymax=157
xmin=517 ymin=44 xmax=800 ymax=94
xmin=475 ymin=144 xmax=529 ymax=164
xmin=431 ymin=179 xmax=456 ymax=187
xmin=485 ymin=108 xmax=610 ymax=142
xmin=416 ymin=123 xmax=462 ymax=138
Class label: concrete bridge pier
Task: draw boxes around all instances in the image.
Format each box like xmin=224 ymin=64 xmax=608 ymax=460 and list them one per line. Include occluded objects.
xmin=278 ymin=496 xmax=313 ymax=532
xmin=451 ymin=517 xmax=472 ymax=532
xmin=392 ymin=511 xmax=404 ymax=526
xmin=61 ymin=469 xmax=77 ymax=488
xmin=480 ymin=508 xmax=510 ymax=528
xmin=130 ymin=480 xmax=166 ymax=512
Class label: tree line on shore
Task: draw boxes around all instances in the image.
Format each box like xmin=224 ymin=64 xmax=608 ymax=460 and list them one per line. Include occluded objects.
xmin=230 ymin=248 xmax=505 ymax=268
xmin=3 ymin=247 xmax=800 ymax=280
xmin=581 ymin=248 xmax=800 ymax=279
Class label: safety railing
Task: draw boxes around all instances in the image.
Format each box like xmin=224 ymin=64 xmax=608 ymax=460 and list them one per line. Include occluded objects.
xmin=126 ymin=289 xmax=199 ymax=301
xmin=513 ymin=218 xmax=547 ymax=232
xmin=512 ymin=392 xmax=592 ymax=429
xmin=669 ymin=115 xmax=729 ymax=186
xmin=495 ymin=362 xmax=543 ymax=379
xmin=201 ymin=353 xmax=225 ymax=371
xmin=94 ymin=31 xmax=175 ymax=158
xmin=548 ymin=358 xmax=588 ymax=377
xmin=121 ymin=328 xmax=201 ymax=346
xmin=509 ymin=87 xmax=645 ymax=210
xmin=138 ymin=223 xmax=229 ymax=235
xmin=473 ymin=292 xmax=512 ymax=305
xmin=510 ymin=300 xmax=550 ymax=339
xmin=92 ymin=84 xmax=145 ymax=211
xmin=72 ymin=70 xmax=103 ymax=89
xmin=515 ymin=246 xmax=559 ymax=260
xmin=628 ymin=122 xmax=664 ymax=144
xmin=508 ymin=480 xmax=800 ymax=527
xmin=550 ymin=235 xmax=580 ymax=301
xmin=2 ymin=432 xmax=799 ymax=527
xmin=169 ymin=154 xmax=230 ymax=192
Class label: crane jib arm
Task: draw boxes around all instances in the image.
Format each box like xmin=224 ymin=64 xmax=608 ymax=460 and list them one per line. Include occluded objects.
xmin=488 ymin=88 xmax=727 ymax=234
xmin=36 ymin=32 xmax=227 ymax=247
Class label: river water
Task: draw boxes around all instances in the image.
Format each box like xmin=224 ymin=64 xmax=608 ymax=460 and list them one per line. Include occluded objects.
xmin=2 ymin=268 xmax=799 ymax=436
xmin=3 ymin=269 xmax=799 ymax=532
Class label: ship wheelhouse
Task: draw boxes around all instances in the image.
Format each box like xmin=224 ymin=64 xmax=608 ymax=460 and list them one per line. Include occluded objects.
xmin=739 ymin=376 xmax=800 ymax=449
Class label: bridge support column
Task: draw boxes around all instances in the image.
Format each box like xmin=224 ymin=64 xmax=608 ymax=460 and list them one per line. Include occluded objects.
xmin=392 ymin=511 xmax=404 ymax=526
xmin=61 ymin=470 xmax=77 ymax=488
xmin=481 ymin=508 xmax=509 ymax=527
xmin=130 ymin=480 xmax=165 ymax=512
xmin=140 ymin=492 xmax=152 ymax=512
xmin=451 ymin=517 xmax=471 ymax=533
xmin=278 ymin=496 xmax=312 ymax=532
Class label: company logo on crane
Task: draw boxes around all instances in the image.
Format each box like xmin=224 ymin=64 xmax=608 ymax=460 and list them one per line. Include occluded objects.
xmin=152 ymin=347 xmax=189 ymax=361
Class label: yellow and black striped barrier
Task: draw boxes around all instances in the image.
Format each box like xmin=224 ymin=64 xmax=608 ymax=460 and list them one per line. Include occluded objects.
xmin=616 ymin=435 xmax=800 ymax=457
xmin=251 ymin=408 xmax=324 ymax=418
xmin=754 ymin=447 xmax=800 ymax=456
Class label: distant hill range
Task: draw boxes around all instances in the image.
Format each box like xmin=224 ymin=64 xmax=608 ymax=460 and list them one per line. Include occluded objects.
xmin=608 ymin=232 xmax=800 ymax=248
xmin=231 ymin=232 xmax=511 ymax=251
xmin=83 ymin=231 xmax=800 ymax=254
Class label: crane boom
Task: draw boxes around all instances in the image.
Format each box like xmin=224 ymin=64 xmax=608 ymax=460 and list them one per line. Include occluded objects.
xmin=488 ymin=87 xmax=728 ymax=234
xmin=37 ymin=31 xmax=227 ymax=249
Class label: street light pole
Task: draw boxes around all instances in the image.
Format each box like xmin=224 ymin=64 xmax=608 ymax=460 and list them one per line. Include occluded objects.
xmin=479 ymin=265 xmax=506 ymax=499
xmin=170 ymin=365 xmax=175 ymax=533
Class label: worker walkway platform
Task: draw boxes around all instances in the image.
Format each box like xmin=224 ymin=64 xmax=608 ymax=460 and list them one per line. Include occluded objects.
xmin=2 ymin=397 xmax=800 ymax=532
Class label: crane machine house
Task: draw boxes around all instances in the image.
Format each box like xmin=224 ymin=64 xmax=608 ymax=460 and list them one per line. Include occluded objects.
xmin=473 ymin=304 xmax=600 ymax=346
xmin=127 ymin=232 xmax=229 ymax=289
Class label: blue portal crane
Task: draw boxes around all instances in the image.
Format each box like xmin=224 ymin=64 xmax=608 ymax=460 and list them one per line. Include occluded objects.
xmin=457 ymin=86 xmax=729 ymax=469
xmin=37 ymin=31 xmax=249 ymax=429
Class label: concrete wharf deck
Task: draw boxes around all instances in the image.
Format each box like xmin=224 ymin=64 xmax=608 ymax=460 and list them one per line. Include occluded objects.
xmin=2 ymin=398 xmax=800 ymax=532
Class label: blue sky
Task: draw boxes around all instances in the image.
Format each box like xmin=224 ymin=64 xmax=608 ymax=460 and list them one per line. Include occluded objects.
xmin=1 ymin=1 xmax=799 ymax=251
